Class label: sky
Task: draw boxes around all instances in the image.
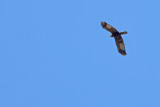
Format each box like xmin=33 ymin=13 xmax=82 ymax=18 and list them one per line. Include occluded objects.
xmin=0 ymin=0 xmax=160 ymax=107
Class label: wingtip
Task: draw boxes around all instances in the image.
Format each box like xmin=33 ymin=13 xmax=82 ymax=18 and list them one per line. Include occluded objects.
xmin=120 ymin=52 xmax=127 ymax=56
xmin=119 ymin=50 xmax=127 ymax=56
xmin=121 ymin=53 xmax=127 ymax=56
xmin=101 ymin=21 xmax=106 ymax=28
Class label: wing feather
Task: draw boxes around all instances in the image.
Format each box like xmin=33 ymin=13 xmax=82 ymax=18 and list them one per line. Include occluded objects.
xmin=101 ymin=22 xmax=118 ymax=33
xmin=114 ymin=35 xmax=127 ymax=55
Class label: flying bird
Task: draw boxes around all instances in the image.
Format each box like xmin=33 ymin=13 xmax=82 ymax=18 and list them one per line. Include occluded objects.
xmin=101 ymin=22 xmax=128 ymax=56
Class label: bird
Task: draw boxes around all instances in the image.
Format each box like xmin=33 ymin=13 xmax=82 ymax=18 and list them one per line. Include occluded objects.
xmin=101 ymin=21 xmax=128 ymax=56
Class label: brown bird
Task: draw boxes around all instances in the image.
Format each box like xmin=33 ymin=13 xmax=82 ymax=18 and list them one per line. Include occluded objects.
xmin=101 ymin=22 xmax=128 ymax=56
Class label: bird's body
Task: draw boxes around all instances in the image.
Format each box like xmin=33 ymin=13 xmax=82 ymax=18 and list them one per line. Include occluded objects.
xmin=101 ymin=22 xmax=127 ymax=56
xmin=111 ymin=32 xmax=120 ymax=37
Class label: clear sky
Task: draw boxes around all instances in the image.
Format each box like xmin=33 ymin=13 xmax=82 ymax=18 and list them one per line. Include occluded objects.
xmin=0 ymin=0 xmax=160 ymax=107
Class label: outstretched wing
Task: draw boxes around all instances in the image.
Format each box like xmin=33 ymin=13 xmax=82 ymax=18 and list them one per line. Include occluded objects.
xmin=101 ymin=22 xmax=118 ymax=33
xmin=114 ymin=35 xmax=127 ymax=55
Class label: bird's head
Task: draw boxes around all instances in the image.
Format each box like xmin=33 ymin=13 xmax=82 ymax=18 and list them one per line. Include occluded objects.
xmin=122 ymin=31 xmax=128 ymax=34
xmin=120 ymin=31 xmax=128 ymax=35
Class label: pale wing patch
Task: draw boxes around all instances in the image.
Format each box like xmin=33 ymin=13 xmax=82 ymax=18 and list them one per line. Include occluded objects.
xmin=106 ymin=24 xmax=113 ymax=29
xmin=106 ymin=24 xmax=117 ymax=33
xmin=119 ymin=43 xmax=125 ymax=51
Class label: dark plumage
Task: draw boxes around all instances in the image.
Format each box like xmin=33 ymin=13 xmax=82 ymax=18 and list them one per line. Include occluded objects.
xmin=101 ymin=22 xmax=127 ymax=56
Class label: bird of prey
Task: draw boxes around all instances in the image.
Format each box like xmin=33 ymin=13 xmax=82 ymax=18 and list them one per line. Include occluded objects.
xmin=101 ymin=22 xmax=128 ymax=56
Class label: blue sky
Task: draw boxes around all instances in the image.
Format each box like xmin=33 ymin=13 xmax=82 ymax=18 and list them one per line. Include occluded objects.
xmin=0 ymin=0 xmax=160 ymax=107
